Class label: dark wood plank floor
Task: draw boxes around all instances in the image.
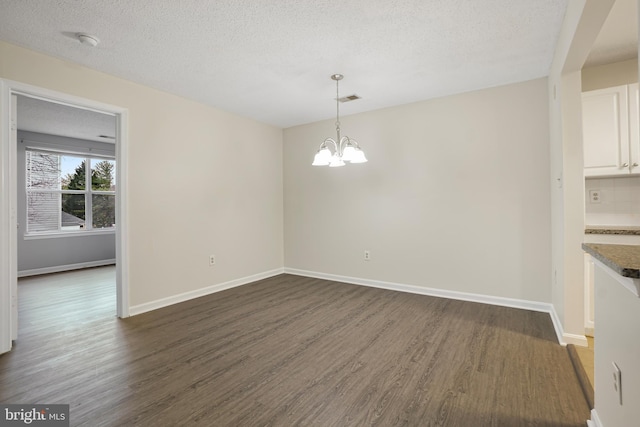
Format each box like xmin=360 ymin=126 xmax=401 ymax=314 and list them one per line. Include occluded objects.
xmin=1 ymin=269 xmax=589 ymax=426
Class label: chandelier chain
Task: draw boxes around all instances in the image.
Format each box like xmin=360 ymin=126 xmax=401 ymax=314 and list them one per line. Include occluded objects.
xmin=335 ymin=77 xmax=341 ymax=136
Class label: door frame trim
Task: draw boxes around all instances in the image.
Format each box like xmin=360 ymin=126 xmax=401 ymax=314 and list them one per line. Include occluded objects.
xmin=0 ymin=79 xmax=130 ymax=353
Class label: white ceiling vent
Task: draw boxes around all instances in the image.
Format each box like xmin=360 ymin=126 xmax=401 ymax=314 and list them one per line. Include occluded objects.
xmin=338 ymin=94 xmax=361 ymax=103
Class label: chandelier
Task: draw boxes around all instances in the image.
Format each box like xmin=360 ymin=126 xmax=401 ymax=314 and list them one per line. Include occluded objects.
xmin=312 ymin=74 xmax=367 ymax=167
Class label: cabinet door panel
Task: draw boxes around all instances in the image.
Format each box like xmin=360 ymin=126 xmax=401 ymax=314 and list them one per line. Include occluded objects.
xmin=582 ymin=85 xmax=630 ymax=177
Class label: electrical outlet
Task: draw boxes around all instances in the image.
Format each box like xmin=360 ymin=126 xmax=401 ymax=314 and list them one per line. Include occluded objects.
xmin=364 ymin=250 xmax=371 ymax=261
xmin=613 ymin=362 xmax=622 ymax=405
xmin=209 ymin=254 xmax=216 ymax=267
xmin=589 ymin=189 xmax=601 ymax=204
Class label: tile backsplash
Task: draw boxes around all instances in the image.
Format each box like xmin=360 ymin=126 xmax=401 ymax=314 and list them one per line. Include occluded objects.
xmin=585 ymin=176 xmax=640 ymax=226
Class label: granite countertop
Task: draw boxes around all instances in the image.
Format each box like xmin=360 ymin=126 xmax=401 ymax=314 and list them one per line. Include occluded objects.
xmin=584 ymin=226 xmax=640 ymax=235
xmin=582 ymin=243 xmax=640 ymax=279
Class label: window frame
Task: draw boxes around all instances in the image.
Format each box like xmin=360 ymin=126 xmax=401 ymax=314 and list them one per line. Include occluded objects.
xmin=24 ymin=148 xmax=116 ymax=238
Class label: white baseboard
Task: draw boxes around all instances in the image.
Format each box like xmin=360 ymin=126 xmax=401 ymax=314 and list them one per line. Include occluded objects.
xmin=546 ymin=306 xmax=588 ymax=347
xmin=129 ymin=268 xmax=284 ymax=316
xmin=547 ymin=304 xmax=566 ymax=346
xmin=587 ymin=409 xmax=603 ymax=427
xmin=18 ymin=259 xmax=116 ymax=278
xmin=284 ymin=268 xmax=571 ymax=345
xmin=563 ymin=332 xmax=589 ymax=347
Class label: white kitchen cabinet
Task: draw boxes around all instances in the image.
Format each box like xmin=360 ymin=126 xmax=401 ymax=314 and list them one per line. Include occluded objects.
xmin=590 ymin=258 xmax=640 ymax=427
xmin=582 ymin=232 xmax=640 ymax=335
xmin=582 ymin=84 xmax=640 ymax=177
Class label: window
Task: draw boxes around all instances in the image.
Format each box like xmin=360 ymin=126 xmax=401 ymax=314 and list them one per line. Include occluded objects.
xmin=26 ymin=149 xmax=116 ymax=235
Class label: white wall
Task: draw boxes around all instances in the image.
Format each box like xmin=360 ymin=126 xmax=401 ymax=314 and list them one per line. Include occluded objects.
xmin=16 ymin=131 xmax=116 ymax=273
xmin=547 ymin=0 xmax=615 ymax=344
xmin=284 ymin=78 xmax=551 ymax=303
xmin=563 ymin=71 xmax=589 ymax=341
xmin=585 ymin=176 xmax=640 ymax=226
xmin=0 ymin=41 xmax=284 ymax=308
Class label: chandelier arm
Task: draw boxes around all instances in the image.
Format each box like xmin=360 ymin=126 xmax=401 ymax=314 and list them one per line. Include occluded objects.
xmin=347 ymin=138 xmax=360 ymax=148
xmin=323 ymin=137 xmax=338 ymax=152
xmin=341 ymin=136 xmax=364 ymax=148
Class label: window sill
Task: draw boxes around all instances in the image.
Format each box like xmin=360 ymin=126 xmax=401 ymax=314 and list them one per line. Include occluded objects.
xmin=23 ymin=229 xmax=116 ymax=240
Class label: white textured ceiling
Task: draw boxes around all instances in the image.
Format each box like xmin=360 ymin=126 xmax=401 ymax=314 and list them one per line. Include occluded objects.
xmin=0 ymin=0 xmax=571 ymax=128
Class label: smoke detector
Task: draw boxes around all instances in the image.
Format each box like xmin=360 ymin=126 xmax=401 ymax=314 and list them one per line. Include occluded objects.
xmin=77 ymin=33 xmax=99 ymax=47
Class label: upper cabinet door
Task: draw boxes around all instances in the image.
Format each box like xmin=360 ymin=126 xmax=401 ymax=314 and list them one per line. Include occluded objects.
xmin=628 ymin=83 xmax=640 ymax=174
xmin=582 ymin=85 xmax=630 ymax=177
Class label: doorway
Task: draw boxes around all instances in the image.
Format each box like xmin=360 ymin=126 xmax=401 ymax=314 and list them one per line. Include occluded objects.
xmin=576 ymin=0 xmax=639 ymax=395
xmin=0 ymin=79 xmax=130 ymax=354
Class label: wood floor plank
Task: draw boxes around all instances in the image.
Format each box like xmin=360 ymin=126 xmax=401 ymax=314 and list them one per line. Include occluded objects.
xmin=1 ymin=269 xmax=589 ymax=426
